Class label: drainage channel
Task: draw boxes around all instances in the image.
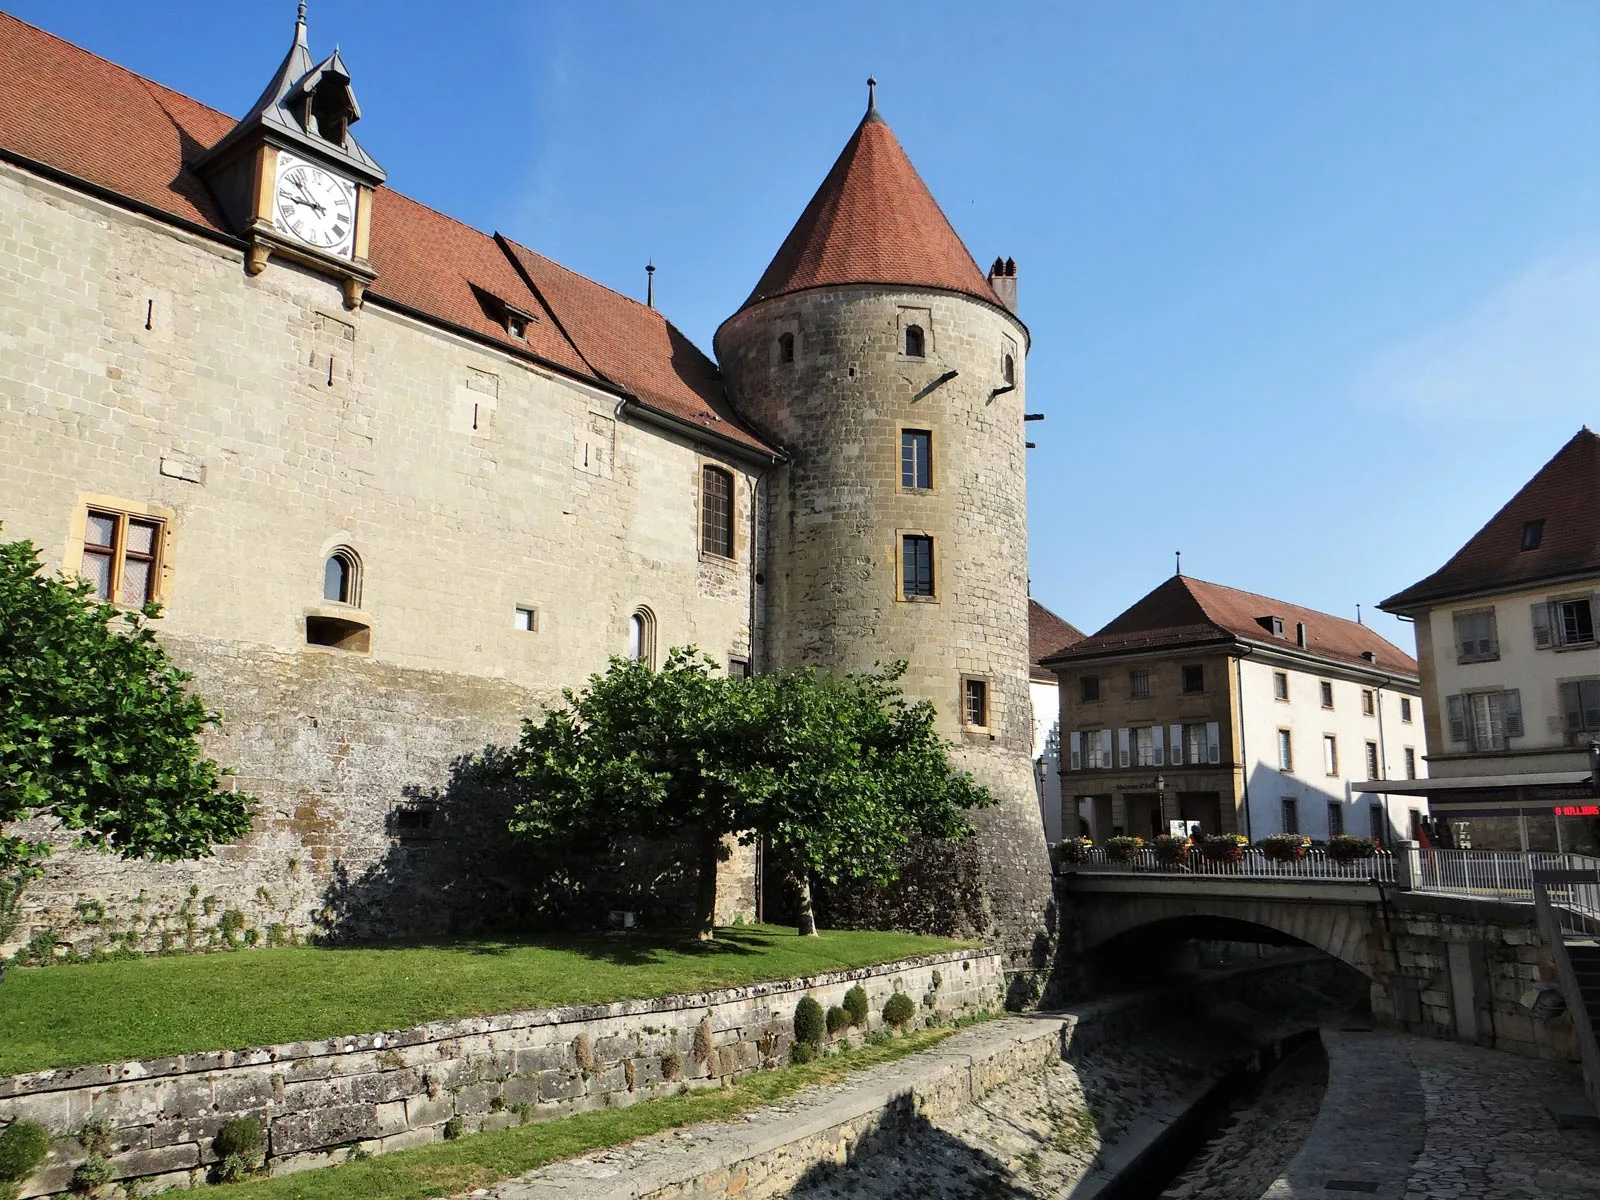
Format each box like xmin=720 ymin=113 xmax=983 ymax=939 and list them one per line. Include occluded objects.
xmin=1097 ymin=1027 xmax=1328 ymax=1200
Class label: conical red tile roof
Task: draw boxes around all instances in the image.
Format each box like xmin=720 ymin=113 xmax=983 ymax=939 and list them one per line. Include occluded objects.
xmin=737 ymin=107 xmax=1001 ymax=312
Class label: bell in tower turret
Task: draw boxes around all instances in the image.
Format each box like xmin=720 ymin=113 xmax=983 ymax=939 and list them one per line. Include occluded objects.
xmin=195 ymin=3 xmax=385 ymax=308
xmin=716 ymin=82 xmax=1052 ymax=985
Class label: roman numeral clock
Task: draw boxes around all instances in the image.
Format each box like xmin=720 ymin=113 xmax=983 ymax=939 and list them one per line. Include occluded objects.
xmin=194 ymin=9 xmax=386 ymax=309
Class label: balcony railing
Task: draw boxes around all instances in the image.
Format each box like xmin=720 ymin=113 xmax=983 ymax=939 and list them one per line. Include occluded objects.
xmin=1063 ymin=845 xmax=1395 ymax=883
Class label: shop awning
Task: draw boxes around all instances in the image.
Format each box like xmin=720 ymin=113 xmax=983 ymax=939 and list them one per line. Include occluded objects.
xmin=1352 ymin=771 xmax=1593 ymax=797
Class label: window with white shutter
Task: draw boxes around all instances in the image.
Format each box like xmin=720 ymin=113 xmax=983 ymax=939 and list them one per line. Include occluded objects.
xmin=1446 ymin=694 xmax=1467 ymax=741
xmin=1069 ymin=731 xmax=1082 ymax=771
xmin=1098 ymin=729 xmax=1113 ymax=770
xmin=1452 ymin=610 xmax=1498 ymax=662
xmin=1559 ymin=679 xmax=1600 ymax=733
xmin=1206 ymin=721 xmax=1221 ymax=765
xmin=1118 ymin=727 xmax=1131 ymax=769
xmin=1152 ymin=724 xmax=1165 ymax=766
xmin=1169 ymin=723 xmax=1184 ymax=766
xmin=1532 ymin=602 xmax=1554 ymax=649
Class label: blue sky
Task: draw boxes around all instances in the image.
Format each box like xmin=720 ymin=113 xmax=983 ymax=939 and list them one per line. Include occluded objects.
xmin=10 ymin=1 xmax=1600 ymax=655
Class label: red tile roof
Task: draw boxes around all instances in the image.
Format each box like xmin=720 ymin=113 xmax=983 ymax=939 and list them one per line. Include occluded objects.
xmin=1029 ymin=599 xmax=1084 ymax=681
xmin=1044 ymin=575 xmax=1418 ymax=677
xmin=1381 ymin=428 xmax=1600 ymax=613
xmin=734 ymin=108 xmax=1003 ymax=315
xmin=0 ymin=12 xmax=775 ymax=457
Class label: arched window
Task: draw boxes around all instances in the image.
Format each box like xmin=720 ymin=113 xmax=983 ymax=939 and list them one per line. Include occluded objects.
xmin=904 ymin=325 xmax=925 ymax=358
xmin=778 ymin=332 xmax=795 ymax=364
xmin=700 ymin=466 xmax=734 ymax=558
xmin=323 ymin=546 xmax=362 ymax=606
xmin=628 ymin=607 xmax=657 ymax=668
xmin=1003 ymin=353 xmax=1015 ymax=385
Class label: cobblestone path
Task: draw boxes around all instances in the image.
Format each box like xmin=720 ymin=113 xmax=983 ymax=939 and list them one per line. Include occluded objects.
xmin=1403 ymin=1038 xmax=1600 ymax=1200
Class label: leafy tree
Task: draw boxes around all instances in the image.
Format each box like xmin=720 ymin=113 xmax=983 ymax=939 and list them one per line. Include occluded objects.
xmin=495 ymin=649 xmax=991 ymax=939
xmin=496 ymin=648 xmax=761 ymax=939
xmin=0 ymin=536 xmax=252 ymax=922
xmin=746 ymin=662 xmax=993 ymax=935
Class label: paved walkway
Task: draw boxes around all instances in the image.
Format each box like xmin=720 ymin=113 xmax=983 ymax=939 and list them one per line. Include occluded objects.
xmin=1265 ymin=1031 xmax=1600 ymax=1200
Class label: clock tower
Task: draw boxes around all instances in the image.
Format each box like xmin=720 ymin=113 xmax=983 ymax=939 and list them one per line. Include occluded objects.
xmin=196 ymin=3 xmax=385 ymax=308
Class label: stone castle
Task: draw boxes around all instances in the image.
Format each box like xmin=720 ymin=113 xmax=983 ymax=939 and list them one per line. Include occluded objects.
xmin=0 ymin=11 xmax=1052 ymax=965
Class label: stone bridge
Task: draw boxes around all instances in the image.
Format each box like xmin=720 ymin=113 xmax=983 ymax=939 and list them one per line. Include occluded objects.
xmin=1059 ymin=871 xmax=1578 ymax=1065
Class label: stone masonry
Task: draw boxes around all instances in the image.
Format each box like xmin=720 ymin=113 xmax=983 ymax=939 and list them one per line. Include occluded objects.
xmin=0 ymin=949 xmax=1000 ymax=1198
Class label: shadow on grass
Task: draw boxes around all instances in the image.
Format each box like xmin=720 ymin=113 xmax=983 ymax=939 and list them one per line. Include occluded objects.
xmin=784 ymin=1091 xmax=1031 ymax=1198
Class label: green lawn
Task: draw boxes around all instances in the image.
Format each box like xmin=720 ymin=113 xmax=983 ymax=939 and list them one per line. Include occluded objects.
xmin=0 ymin=926 xmax=966 ymax=1075
xmin=210 ymin=1023 xmax=971 ymax=1200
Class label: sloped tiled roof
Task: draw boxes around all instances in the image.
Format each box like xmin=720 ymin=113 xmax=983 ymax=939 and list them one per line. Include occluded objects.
xmin=733 ymin=105 xmax=1002 ymax=315
xmin=0 ymin=11 xmax=774 ymax=457
xmin=1029 ymin=599 xmax=1084 ymax=681
xmin=1044 ymin=576 xmax=1417 ymax=678
xmin=1381 ymin=428 xmax=1600 ymax=613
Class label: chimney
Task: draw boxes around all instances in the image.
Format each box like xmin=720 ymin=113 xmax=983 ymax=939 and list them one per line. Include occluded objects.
xmin=988 ymin=256 xmax=1018 ymax=313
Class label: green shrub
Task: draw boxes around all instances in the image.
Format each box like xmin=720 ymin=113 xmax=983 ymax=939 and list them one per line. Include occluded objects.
xmin=78 ymin=1116 xmax=113 ymax=1157
xmin=0 ymin=1120 xmax=51 ymax=1183
xmin=882 ymin=992 xmax=916 ymax=1029
xmin=1326 ymin=835 xmax=1378 ymax=863
xmin=442 ymin=1116 xmax=465 ymax=1141
xmin=212 ymin=1116 xmax=261 ymax=1162
xmin=794 ymin=995 xmax=825 ymax=1047
xmin=213 ymin=1153 xmax=254 ymax=1184
xmin=69 ymin=1155 xmax=114 ymax=1194
xmin=825 ymin=1005 xmax=849 ymax=1037
xmin=842 ymin=984 xmax=870 ymax=1027
xmin=789 ymin=1040 xmax=814 ymax=1065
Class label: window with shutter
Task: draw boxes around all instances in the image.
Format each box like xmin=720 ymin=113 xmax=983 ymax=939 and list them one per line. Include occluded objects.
xmin=1453 ymin=610 xmax=1498 ymax=662
xmin=1153 ymin=725 xmax=1165 ymax=767
xmin=1532 ymin=602 xmax=1554 ymax=649
xmin=1118 ymin=728 xmax=1131 ymax=768
xmin=1099 ymin=729 xmax=1113 ymax=769
xmin=1206 ymin=721 xmax=1221 ymax=765
xmin=1446 ymin=694 xmax=1467 ymax=741
xmin=1502 ymin=689 xmax=1523 ymax=738
xmin=1560 ymin=679 xmax=1600 ymax=733
xmin=1069 ymin=732 xmax=1082 ymax=771
xmin=1169 ymin=724 xmax=1184 ymax=766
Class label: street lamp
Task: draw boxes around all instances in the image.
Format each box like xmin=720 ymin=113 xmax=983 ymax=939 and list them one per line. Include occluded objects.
xmin=1155 ymin=773 xmax=1167 ymax=834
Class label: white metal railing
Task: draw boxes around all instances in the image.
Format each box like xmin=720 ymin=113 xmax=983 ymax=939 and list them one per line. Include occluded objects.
xmin=1063 ymin=845 xmax=1395 ymax=883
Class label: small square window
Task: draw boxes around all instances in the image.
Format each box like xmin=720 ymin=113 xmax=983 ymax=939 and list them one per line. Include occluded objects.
xmin=1181 ymin=665 xmax=1204 ymax=694
xmin=1080 ymin=676 xmax=1100 ymax=703
xmin=1130 ymin=669 xmax=1150 ymax=699
xmin=1320 ymin=681 xmax=1334 ymax=709
xmin=1400 ymin=697 xmax=1413 ymax=723
xmin=1273 ymin=672 xmax=1289 ymax=701
xmin=963 ymin=678 xmax=988 ymax=728
xmin=514 ymin=606 xmax=537 ymax=632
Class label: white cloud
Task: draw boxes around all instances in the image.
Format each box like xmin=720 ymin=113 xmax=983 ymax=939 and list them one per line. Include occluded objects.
xmin=1356 ymin=244 xmax=1600 ymax=423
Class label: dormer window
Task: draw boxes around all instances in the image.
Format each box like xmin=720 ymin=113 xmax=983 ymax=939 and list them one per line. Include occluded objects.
xmin=1256 ymin=615 xmax=1286 ymax=638
xmin=505 ymin=308 xmax=532 ymax=340
xmin=313 ymin=88 xmax=351 ymax=145
xmin=1521 ymin=519 xmax=1545 ymax=550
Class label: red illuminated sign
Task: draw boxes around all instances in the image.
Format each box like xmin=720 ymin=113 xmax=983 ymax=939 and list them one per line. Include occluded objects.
xmin=1554 ymin=805 xmax=1600 ymax=817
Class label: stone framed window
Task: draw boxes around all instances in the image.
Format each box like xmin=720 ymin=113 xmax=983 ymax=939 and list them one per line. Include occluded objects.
xmin=323 ymin=546 xmax=362 ymax=606
xmin=700 ymin=465 xmax=735 ymax=559
xmin=961 ymin=677 xmax=989 ymax=729
xmin=904 ymin=324 xmax=925 ymax=358
xmin=628 ymin=607 xmax=658 ymax=668
xmin=65 ymin=495 xmax=174 ymax=609
xmin=900 ymin=428 xmax=933 ymax=491
xmin=899 ymin=533 xmax=935 ymax=600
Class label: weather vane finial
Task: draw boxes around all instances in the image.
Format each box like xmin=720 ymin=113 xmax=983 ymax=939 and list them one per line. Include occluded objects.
xmin=297 ymin=1 xmax=307 ymax=25
xmin=867 ymin=77 xmax=877 ymax=113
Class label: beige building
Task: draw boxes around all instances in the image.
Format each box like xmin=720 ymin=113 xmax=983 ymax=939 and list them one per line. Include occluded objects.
xmin=1044 ymin=576 xmax=1425 ymax=844
xmin=1377 ymin=429 xmax=1600 ymax=852
xmin=0 ymin=13 xmax=1050 ymax=956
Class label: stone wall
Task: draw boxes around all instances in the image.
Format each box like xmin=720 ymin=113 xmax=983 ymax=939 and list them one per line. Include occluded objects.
xmin=0 ymin=160 xmax=759 ymax=948
xmin=0 ymin=949 xmax=1001 ymax=1197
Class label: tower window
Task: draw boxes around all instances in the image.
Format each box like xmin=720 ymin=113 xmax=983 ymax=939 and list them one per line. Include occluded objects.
xmin=963 ymin=678 xmax=989 ymax=728
xmin=323 ymin=546 xmax=362 ymax=606
xmin=1003 ymin=353 xmax=1015 ymax=385
xmin=778 ymin=332 xmax=795 ymax=364
xmin=700 ymin=466 xmax=734 ymax=558
xmin=628 ymin=607 xmax=657 ymax=667
xmin=901 ymin=429 xmax=932 ymax=490
xmin=902 ymin=535 xmax=934 ymax=598
xmin=904 ymin=325 xmax=925 ymax=358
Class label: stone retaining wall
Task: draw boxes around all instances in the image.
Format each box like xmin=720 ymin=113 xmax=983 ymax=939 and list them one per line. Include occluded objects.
xmin=0 ymin=948 xmax=1001 ymax=1197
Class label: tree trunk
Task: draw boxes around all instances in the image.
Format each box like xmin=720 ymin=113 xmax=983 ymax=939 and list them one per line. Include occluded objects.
xmin=795 ymin=872 xmax=819 ymax=937
xmin=693 ymin=827 xmax=720 ymax=941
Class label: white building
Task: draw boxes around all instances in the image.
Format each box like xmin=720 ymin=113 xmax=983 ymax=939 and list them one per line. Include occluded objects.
xmin=1377 ymin=429 xmax=1600 ymax=852
xmin=1029 ymin=599 xmax=1084 ymax=843
xmin=1042 ymin=575 xmax=1428 ymax=844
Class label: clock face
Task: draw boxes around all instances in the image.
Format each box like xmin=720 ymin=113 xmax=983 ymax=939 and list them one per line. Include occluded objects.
xmin=272 ymin=155 xmax=356 ymax=256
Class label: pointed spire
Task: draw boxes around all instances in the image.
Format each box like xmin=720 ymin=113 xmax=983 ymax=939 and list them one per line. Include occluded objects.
xmin=732 ymin=97 xmax=1000 ymax=313
xmin=296 ymin=2 xmax=308 ymax=44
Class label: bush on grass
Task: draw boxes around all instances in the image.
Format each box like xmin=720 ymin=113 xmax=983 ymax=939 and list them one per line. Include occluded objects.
xmin=826 ymin=1005 xmax=850 ymax=1037
xmin=793 ymin=995 xmax=825 ymax=1048
xmin=842 ymin=984 xmax=870 ymax=1027
xmin=882 ymin=992 xmax=916 ymax=1029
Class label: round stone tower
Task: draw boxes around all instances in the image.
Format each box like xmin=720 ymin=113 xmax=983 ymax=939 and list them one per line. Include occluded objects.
xmin=715 ymin=86 xmax=1052 ymax=974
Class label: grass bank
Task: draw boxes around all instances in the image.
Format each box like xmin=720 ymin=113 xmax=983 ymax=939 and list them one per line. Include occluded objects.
xmin=0 ymin=926 xmax=967 ymax=1075
xmin=211 ymin=1022 xmax=973 ymax=1200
